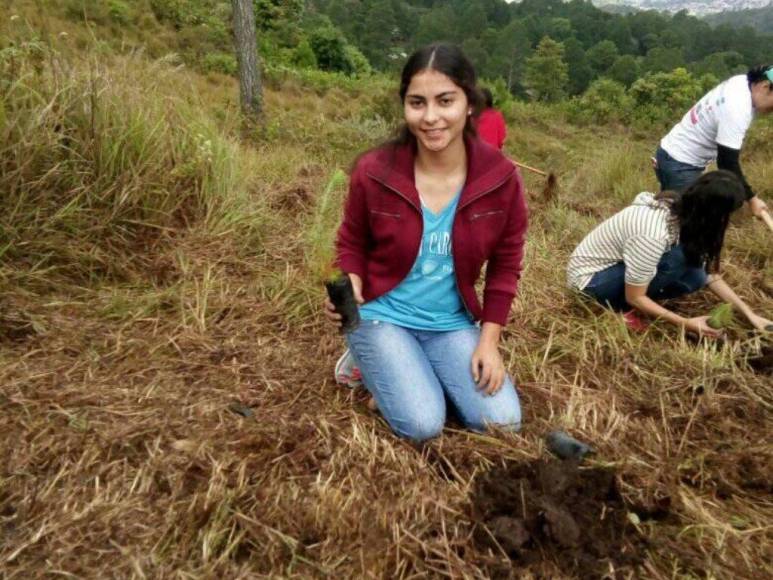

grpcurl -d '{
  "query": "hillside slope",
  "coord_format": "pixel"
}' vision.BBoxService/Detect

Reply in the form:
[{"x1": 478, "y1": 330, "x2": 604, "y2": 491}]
[{"x1": 1, "y1": 5, "x2": 772, "y2": 578}]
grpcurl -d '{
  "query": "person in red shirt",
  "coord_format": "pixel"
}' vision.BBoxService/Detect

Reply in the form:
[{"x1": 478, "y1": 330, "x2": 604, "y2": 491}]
[
  {"x1": 475, "y1": 88, "x2": 507, "y2": 150},
  {"x1": 324, "y1": 44, "x2": 528, "y2": 442}
]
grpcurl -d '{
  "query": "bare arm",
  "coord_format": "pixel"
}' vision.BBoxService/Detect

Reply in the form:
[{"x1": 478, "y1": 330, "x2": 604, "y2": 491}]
[
  {"x1": 705, "y1": 275, "x2": 772, "y2": 331},
  {"x1": 625, "y1": 283, "x2": 720, "y2": 338}
]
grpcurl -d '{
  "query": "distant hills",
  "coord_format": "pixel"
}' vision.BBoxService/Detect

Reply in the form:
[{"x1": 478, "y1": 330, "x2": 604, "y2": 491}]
[{"x1": 703, "y1": 3, "x2": 773, "y2": 34}]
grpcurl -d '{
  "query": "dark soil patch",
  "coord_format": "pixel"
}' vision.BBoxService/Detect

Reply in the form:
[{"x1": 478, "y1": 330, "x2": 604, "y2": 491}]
[
  {"x1": 747, "y1": 344, "x2": 773, "y2": 375},
  {"x1": 735, "y1": 454, "x2": 771, "y2": 494},
  {"x1": 471, "y1": 459, "x2": 645, "y2": 578},
  {"x1": 0, "y1": 309, "x2": 37, "y2": 342}
]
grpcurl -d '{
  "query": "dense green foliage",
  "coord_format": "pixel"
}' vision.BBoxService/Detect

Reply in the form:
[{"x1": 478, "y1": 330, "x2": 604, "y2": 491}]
[
  {"x1": 315, "y1": 0, "x2": 771, "y2": 90},
  {"x1": 13, "y1": 0, "x2": 771, "y2": 128}
]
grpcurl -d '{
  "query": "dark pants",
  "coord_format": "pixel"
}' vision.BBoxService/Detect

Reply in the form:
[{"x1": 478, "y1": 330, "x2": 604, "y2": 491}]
[
  {"x1": 654, "y1": 146, "x2": 704, "y2": 192},
  {"x1": 583, "y1": 245, "x2": 707, "y2": 312}
]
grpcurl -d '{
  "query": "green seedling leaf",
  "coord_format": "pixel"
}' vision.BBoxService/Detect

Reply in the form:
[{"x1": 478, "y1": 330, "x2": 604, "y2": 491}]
[{"x1": 707, "y1": 303, "x2": 733, "y2": 330}]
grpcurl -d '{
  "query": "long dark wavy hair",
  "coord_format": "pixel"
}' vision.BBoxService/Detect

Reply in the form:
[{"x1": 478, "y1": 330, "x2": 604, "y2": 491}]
[
  {"x1": 657, "y1": 170, "x2": 746, "y2": 273},
  {"x1": 389, "y1": 43, "x2": 483, "y2": 147}
]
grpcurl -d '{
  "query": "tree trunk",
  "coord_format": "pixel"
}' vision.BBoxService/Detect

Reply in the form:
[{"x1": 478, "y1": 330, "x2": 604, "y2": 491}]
[{"x1": 231, "y1": 0, "x2": 262, "y2": 120}]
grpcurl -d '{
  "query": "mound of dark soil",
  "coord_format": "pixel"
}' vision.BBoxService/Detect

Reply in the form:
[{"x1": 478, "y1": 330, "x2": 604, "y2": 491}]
[
  {"x1": 748, "y1": 344, "x2": 773, "y2": 375},
  {"x1": 471, "y1": 459, "x2": 644, "y2": 578}
]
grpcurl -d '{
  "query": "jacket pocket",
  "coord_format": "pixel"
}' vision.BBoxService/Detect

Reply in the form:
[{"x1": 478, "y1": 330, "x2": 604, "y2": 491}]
[
  {"x1": 467, "y1": 208, "x2": 506, "y2": 258},
  {"x1": 370, "y1": 209, "x2": 401, "y2": 219}
]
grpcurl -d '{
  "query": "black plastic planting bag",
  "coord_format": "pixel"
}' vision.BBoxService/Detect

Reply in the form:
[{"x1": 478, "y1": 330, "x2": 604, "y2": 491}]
[{"x1": 325, "y1": 275, "x2": 360, "y2": 333}]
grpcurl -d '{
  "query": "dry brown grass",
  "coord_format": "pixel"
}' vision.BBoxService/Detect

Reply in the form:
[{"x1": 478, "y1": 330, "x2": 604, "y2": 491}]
[{"x1": 2, "y1": 18, "x2": 772, "y2": 580}]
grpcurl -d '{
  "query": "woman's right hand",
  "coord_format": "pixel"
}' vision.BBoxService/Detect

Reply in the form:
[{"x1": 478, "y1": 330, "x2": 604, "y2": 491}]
[
  {"x1": 323, "y1": 273, "x2": 364, "y2": 327},
  {"x1": 684, "y1": 315, "x2": 722, "y2": 339}
]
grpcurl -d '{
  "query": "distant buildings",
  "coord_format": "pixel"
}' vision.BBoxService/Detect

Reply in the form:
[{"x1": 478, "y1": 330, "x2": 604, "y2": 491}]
[{"x1": 593, "y1": 1, "x2": 771, "y2": 16}]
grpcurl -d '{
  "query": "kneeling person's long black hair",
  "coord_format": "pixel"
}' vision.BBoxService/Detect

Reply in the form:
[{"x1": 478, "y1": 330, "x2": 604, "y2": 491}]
[{"x1": 658, "y1": 170, "x2": 746, "y2": 273}]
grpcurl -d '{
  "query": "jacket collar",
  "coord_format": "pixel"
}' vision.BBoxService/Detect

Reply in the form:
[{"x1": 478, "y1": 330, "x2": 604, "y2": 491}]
[{"x1": 367, "y1": 136, "x2": 515, "y2": 210}]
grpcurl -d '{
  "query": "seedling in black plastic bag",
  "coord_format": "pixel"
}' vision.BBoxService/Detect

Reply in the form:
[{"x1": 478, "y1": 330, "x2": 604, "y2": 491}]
[
  {"x1": 546, "y1": 430, "x2": 594, "y2": 461},
  {"x1": 325, "y1": 272, "x2": 360, "y2": 333},
  {"x1": 305, "y1": 169, "x2": 360, "y2": 332}
]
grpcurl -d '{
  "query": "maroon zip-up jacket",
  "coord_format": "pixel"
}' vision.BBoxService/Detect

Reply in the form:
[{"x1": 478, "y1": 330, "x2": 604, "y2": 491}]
[{"x1": 335, "y1": 136, "x2": 528, "y2": 326}]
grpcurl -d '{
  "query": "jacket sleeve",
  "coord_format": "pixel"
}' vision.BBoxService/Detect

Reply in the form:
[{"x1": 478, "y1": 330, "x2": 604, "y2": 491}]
[
  {"x1": 482, "y1": 171, "x2": 528, "y2": 325},
  {"x1": 335, "y1": 164, "x2": 369, "y2": 278},
  {"x1": 716, "y1": 144, "x2": 755, "y2": 201}
]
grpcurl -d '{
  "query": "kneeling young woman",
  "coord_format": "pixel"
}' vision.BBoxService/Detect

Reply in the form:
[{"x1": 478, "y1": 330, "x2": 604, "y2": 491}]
[
  {"x1": 567, "y1": 170, "x2": 771, "y2": 336},
  {"x1": 324, "y1": 44, "x2": 528, "y2": 442}
]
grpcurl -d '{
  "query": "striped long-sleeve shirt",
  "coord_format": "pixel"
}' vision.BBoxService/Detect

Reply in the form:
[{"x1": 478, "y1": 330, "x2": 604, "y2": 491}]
[{"x1": 567, "y1": 192, "x2": 679, "y2": 291}]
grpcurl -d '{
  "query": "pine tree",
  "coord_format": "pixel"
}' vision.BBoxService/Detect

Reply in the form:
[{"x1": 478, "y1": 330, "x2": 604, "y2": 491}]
[{"x1": 524, "y1": 36, "x2": 568, "y2": 102}]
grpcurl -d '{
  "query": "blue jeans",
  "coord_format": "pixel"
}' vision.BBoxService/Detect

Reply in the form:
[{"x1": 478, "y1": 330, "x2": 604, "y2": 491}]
[
  {"x1": 346, "y1": 321, "x2": 521, "y2": 442},
  {"x1": 654, "y1": 146, "x2": 704, "y2": 192},
  {"x1": 583, "y1": 245, "x2": 707, "y2": 312}
]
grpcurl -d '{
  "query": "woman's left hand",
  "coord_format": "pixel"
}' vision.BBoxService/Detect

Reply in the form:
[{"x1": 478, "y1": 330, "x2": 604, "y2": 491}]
[
  {"x1": 471, "y1": 341, "x2": 506, "y2": 396},
  {"x1": 747, "y1": 312, "x2": 773, "y2": 332}
]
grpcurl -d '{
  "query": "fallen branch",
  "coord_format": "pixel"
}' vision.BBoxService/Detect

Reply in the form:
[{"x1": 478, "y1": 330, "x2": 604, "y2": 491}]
[{"x1": 513, "y1": 160, "x2": 547, "y2": 177}]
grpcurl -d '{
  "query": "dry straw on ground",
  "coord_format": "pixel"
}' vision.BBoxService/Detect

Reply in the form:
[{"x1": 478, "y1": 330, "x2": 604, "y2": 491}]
[{"x1": 1, "y1": 23, "x2": 772, "y2": 580}]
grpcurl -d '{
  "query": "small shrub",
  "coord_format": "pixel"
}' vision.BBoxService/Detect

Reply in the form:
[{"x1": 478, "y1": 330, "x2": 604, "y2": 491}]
[
  {"x1": 202, "y1": 52, "x2": 237, "y2": 75},
  {"x1": 291, "y1": 38, "x2": 317, "y2": 69},
  {"x1": 344, "y1": 44, "x2": 371, "y2": 77},
  {"x1": 108, "y1": 0, "x2": 132, "y2": 25},
  {"x1": 570, "y1": 78, "x2": 632, "y2": 125},
  {"x1": 629, "y1": 68, "x2": 703, "y2": 127},
  {"x1": 309, "y1": 26, "x2": 371, "y2": 76}
]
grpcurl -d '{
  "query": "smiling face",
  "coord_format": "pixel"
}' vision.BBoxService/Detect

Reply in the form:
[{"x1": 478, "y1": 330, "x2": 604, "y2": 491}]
[{"x1": 403, "y1": 69, "x2": 470, "y2": 154}]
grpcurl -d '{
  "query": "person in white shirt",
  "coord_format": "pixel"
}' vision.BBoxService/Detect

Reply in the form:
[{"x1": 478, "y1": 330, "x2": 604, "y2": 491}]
[
  {"x1": 654, "y1": 65, "x2": 773, "y2": 219},
  {"x1": 567, "y1": 171, "x2": 772, "y2": 337}
]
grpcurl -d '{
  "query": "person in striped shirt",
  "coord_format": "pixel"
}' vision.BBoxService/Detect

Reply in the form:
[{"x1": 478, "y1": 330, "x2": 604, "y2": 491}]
[{"x1": 567, "y1": 170, "x2": 771, "y2": 337}]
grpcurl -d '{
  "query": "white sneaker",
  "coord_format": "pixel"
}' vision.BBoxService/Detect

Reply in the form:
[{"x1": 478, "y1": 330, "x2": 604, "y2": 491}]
[{"x1": 334, "y1": 349, "x2": 362, "y2": 388}]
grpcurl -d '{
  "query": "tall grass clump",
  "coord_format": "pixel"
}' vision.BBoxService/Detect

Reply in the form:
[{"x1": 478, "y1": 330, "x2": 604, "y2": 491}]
[
  {"x1": 0, "y1": 42, "x2": 263, "y2": 285},
  {"x1": 569, "y1": 141, "x2": 656, "y2": 211}
]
